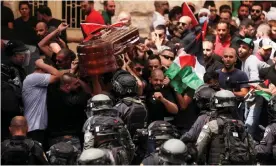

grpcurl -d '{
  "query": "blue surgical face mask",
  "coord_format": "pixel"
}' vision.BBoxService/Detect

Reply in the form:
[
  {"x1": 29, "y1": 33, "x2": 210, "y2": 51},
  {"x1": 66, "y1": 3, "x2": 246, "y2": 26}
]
[{"x1": 199, "y1": 16, "x2": 208, "y2": 24}]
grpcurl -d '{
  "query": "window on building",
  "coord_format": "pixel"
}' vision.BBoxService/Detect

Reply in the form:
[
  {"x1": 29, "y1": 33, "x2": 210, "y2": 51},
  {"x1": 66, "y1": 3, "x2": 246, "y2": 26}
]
[
  {"x1": 62, "y1": 0, "x2": 85, "y2": 29},
  {"x1": 28, "y1": 0, "x2": 48, "y2": 16}
]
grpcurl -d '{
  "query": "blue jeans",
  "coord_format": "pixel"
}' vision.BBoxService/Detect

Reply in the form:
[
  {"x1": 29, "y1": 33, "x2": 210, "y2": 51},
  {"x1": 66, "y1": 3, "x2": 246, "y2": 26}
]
[{"x1": 244, "y1": 96, "x2": 263, "y2": 140}]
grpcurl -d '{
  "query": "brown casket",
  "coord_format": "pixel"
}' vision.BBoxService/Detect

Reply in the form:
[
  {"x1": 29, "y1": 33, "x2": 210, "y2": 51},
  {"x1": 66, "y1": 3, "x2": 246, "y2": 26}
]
[{"x1": 77, "y1": 27, "x2": 139, "y2": 76}]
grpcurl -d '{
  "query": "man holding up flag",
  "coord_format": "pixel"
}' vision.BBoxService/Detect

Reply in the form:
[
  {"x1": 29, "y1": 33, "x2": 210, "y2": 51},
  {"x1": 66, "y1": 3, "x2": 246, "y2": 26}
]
[{"x1": 237, "y1": 38, "x2": 270, "y2": 140}]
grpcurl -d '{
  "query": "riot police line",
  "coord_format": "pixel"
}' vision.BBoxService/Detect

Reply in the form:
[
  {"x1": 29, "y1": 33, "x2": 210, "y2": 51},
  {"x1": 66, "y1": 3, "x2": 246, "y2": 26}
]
[{"x1": 1, "y1": 68, "x2": 276, "y2": 165}]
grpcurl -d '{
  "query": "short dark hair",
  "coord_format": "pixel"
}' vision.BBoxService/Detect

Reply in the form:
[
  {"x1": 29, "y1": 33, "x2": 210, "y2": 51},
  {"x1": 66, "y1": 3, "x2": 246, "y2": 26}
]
[
  {"x1": 168, "y1": 6, "x2": 182, "y2": 21},
  {"x1": 103, "y1": 0, "x2": 108, "y2": 6},
  {"x1": 238, "y1": 4, "x2": 249, "y2": 11},
  {"x1": 19, "y1": 1, "x2": 31, "y2": 10},
  {"x1": 251, "y1": 3, "x2": 263, "y2": 11},
  {"x1": 219, "y1": 4, "x2": 231, "y2": 13},
  {"x1": 203, "y1": 71, "x2": 219, "y2": 83},
  {"x1": 148, "y1": 54, "x2": 161, "y2": 63},
  {"x1": 217, "y1": 20, "x2": 231, "y2": 30},
  {"x1": 239, "y1": 18, "x2": 254, "y2": 29},
  {"x1": 58, "y1": 48, "x2": 76, "y2": 61},
  {"x1": 203, "y1": 0, "x2": 215, "y2": 8},
  {"x1": 155, "y1": 24, "x2": 166, "y2": 32},
  {"x1": 37, "y1": 6, "x2": 52, "y2": 16},
  {"x1": 220, "y1": 10, "x2": 232, "y2": 18}
]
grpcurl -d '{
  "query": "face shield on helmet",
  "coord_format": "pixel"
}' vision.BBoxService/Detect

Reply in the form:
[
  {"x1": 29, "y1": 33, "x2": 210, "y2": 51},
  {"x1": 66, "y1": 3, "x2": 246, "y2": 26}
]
[
  {"x1": 14, "y1": 50, "x2": 31, "y2": 67},
  {"x1": 194, "y1": 86, "x2": 215, "y2": 111},
  {"x1": 210, "y1": 90, "x2": 236, "y2": 110},
  {"x1": 85, "y1": 94, "x2": 113, "y2": 118},
  {"x1": 159, "y1": 139, "x2": 189, "y2": 165},
  {"x1": 148, "y1": 121, "x2": 180, "y2": 149}
]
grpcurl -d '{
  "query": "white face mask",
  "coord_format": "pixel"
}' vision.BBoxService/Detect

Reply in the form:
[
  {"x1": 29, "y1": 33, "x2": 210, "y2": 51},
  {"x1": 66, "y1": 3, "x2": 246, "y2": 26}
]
[{"x1": 199, "y1": 16, "x2": 208, "y2": 24}]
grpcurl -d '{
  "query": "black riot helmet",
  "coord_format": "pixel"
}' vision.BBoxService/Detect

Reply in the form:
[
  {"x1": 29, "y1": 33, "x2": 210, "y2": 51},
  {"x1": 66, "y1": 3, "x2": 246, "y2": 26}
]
[
  {"x1": 194, "y1": 86, "x2": 216, "y2": 111},
  {"x1": 111, "y1": 70, "x2": 138, "y2": 98},
  {"x1": 148, "y1": 121, "x2": 180, "y2": 149},
  {"x1": 5, "y1": 40, "x2": 28, "y2": 57},
  {"x1": 268, "y1": 95, "x2": 276, "y2": 123},
  {"x1": 47, "y1": 142, "x2": 78, "y2": 165},
  {"x1": 159, "y1": 139, "x2": 190, "y2": 165}
]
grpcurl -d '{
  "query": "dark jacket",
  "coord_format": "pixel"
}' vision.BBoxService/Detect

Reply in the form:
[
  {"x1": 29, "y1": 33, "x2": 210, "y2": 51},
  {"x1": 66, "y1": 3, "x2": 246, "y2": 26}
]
[
  {"x1": 1, "y1": 136, "x2": 49, "y2": 165},
  {"x1": 255, "y1": 123, "x2": 276, "y2": 164},
  {"x1": 205, "y1": 57, "x2": 223, "y2": 73}
]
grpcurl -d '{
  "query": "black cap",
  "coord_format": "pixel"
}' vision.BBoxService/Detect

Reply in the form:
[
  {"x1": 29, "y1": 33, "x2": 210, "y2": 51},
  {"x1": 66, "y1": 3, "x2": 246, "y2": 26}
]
[{"x1": 5, "y1": 40, "x2": 28, "y2": 56}]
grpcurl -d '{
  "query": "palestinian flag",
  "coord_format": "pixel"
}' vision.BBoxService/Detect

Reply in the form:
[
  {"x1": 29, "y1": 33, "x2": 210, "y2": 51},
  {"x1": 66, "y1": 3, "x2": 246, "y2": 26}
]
[
  {"x1": 165, "y1": 53, "x2": 204, "y2": 94},
  {"x1": 254, "y1": 90, "x2": 272, "y2": 101},
  {"x1": 253, "y1": 80, "x2": 272, "y2": 101},
  {"x1": 182, "y1": 2, "x2": 198, "y2": 28}
]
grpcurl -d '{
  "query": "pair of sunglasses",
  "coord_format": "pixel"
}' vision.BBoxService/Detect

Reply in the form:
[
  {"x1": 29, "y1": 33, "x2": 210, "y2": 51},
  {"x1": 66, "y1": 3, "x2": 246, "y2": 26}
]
[
  {"x1": 251, "y1": 9, "x2": 261, "y2": 14},
  {"x1": 162, "y1": 54, "x2": 174, "y2": 61}
]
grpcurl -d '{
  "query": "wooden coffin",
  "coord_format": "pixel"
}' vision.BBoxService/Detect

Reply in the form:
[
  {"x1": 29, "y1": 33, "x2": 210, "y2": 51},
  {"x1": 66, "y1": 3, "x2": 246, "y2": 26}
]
[{"x1": 77, "y1": 27, "x2": 139, "y2": 76}]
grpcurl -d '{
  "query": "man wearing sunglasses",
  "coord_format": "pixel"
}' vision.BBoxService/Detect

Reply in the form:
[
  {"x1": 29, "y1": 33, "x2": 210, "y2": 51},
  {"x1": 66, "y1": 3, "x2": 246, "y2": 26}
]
[
  {"x1": 250, "y1": 3, "x2": 264, "y2": 28},
  {"x1": 160, "y1": 49, "x2": 175, "y2": 69},
  {"x1": 177, "y1": 16, "x2": 196, "y2": 51}
]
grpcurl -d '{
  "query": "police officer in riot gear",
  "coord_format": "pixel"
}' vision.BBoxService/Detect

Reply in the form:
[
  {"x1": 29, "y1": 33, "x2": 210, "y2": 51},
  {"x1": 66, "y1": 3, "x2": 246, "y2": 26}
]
[
  {"x1": 255, "y1": 95, "x2": 276, "y2": 164},
  {"x1": 196, "y1": 90, "x2": 256, "y2": 165},
  {"x1": 1, "y1": 40, "x2": 30, "y2": 140},
  {"x1": 142, "y1": 139, "x2": 192, "y2": 165},
  {"x1": 147, "y1": 120, "x2": 180, "y2": 154},
  {"x1": 85, "y1": 94, "x2": 117, "y2": 118},
  {"x1": 181, "y1": 86, "x2": 216, "y2": 143},
  {"x1": 78, "y1": 148, "x2": 115, "y2": 165}
]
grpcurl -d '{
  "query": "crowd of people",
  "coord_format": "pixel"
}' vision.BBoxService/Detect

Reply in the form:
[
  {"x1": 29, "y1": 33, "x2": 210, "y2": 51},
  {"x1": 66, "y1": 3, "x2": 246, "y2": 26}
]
[{"x1": 1, "y1": 0, "x2": 276, "y2": 165}]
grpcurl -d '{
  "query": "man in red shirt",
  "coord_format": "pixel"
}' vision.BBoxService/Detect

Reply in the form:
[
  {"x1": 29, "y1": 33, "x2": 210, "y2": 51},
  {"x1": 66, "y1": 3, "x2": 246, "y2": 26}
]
[
  {"x1": 81, "y1": 0, "x2": 105, "y2": 24},
  {"x1": 214, "y1": 21, "x2": 232, "y2": 56}
]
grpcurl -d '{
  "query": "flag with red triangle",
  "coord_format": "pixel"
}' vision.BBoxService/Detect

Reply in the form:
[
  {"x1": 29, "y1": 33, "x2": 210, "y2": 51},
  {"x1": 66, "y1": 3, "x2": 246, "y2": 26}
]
[{"x1": 182, "y1": 2, "x2": 199, "y2": 28}]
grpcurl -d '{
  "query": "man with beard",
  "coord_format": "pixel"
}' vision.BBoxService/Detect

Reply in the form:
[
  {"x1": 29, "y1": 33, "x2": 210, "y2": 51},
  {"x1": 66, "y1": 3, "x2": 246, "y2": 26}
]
[
  {"x1": 152, "y1": 1, "x2": 169, "y2": 29},
  {"x1": 36, "y1": 6, "x2": 68, "y2": 44},
  {"x1": 216, "y1": 48, "x2": 249, "y2": 120},
  {"x1": 216, "y1": 48, "x2": 249, "y2": 97},
  {"x1": 102, "y1": 0, "x2": 115, "y2": 25},
  {"x1": 203, "y1": 1, "x2": 220, "y2": 28},
  {"x1": 214, "y1": 21, "x2": 233, "y2": 57},
  {"x1": 81, "y1": 0, "x2": 105, "y2": 24},
  {"x1": 233, "y1": 4, "x2": 249, "y2": 26},
  {"x1": 36, "y1": 22, "x2": 65, "y2": 56},
  {"x1": 202, "y1": 41, "x2": 223, "y2": 72},
  {"x1": 256, "y1": 38, "x2": 274, "y2": 65},
  {"x1": 145, "y1": 69, "x2": 178, "y2": 123},
  {"x1": 232, "y1": 19, "x2": 255, "y2": 55},
  {"x1": 47, "y1": 73, "x2": 92, "y2": 152},
  {"x1": 237, "y1": 38, "x2": 269, "y2": 140},
  {"x1": 38, "y1": 23, "x2": 75, "y2": 70},
  {"x1": 250, "y1": 3, "x2": 264, "y2": 28},
  {"x1": 177, "y1": 16, "x2": 196, "y2": 50}
]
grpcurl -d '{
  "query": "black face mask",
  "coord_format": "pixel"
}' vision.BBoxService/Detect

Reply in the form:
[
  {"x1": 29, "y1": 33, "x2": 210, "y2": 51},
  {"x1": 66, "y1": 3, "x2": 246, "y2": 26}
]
[{"x1": 164, "y1": 9, "x2": 169, "y2": 14}]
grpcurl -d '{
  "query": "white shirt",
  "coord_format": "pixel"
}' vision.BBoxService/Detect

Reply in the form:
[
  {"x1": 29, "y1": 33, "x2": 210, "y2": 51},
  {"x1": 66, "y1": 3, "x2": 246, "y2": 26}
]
[
  {"x1": 241, "y1": 55, "x2": 269, "y2": 82},
  {"x1": 152, "y1": 11, "x2": 166, "y2": 29},
  {"x1": 23, "y1": 73, "x2": 50, "y2": 132}
]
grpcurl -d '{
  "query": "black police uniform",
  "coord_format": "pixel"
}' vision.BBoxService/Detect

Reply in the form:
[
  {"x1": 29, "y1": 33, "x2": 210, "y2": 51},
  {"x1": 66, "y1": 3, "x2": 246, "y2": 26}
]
[
  {"x1": 255, "y1": 123, "x2": 276, "y2": 164},
  {"x1": 1, "y1": 136, "x2": 49, "y2": 165}
]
